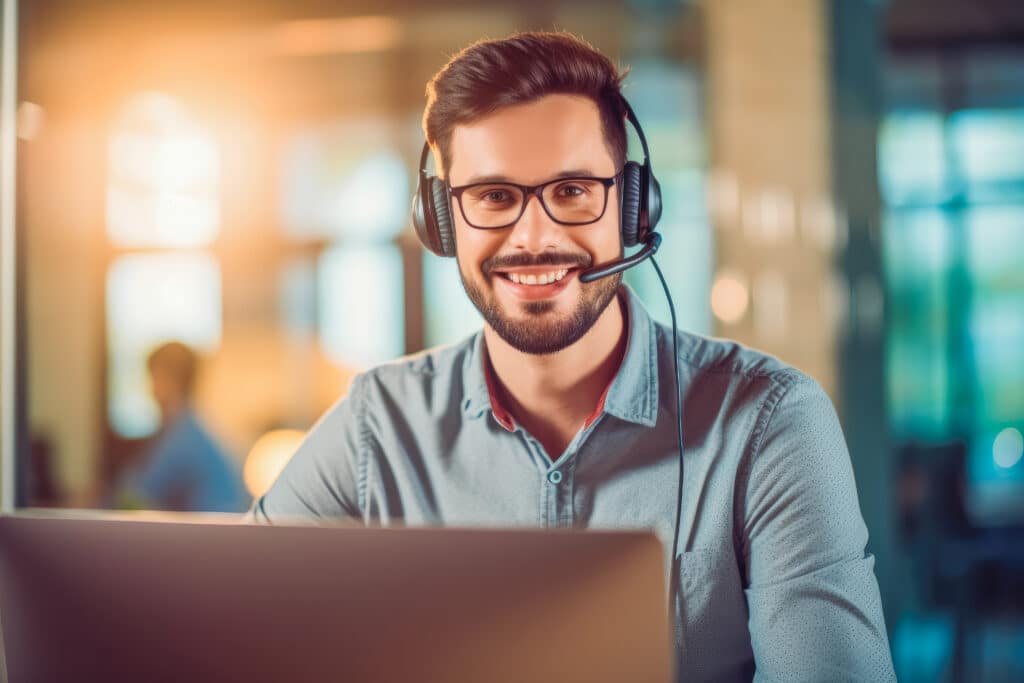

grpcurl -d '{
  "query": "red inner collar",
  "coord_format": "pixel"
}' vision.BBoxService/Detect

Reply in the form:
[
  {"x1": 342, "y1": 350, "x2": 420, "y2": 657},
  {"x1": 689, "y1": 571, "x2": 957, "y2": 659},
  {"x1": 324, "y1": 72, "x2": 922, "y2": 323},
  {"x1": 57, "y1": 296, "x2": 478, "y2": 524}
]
[
  {"x1": 483, "y1": 357, "x2": 614, "y2": 433},
  {"x1": 482, "y1": 295, "x2": 628, "y2": 433}
]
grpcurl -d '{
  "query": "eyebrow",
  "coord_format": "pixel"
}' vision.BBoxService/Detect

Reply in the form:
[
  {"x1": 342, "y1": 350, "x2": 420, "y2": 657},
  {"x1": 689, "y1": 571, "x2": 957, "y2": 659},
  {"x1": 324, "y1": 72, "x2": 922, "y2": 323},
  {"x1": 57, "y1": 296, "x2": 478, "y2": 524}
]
[{"x1": 460, "y1": 169, "x2": 600, "y2": 185}]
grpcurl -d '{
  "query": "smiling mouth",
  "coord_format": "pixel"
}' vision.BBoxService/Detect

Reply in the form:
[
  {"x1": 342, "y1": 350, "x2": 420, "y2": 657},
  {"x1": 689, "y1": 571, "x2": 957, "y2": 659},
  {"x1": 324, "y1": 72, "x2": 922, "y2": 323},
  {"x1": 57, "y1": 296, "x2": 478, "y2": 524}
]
[{"x1": 498, "y1": 269, "x2": 572, "y2": 286}]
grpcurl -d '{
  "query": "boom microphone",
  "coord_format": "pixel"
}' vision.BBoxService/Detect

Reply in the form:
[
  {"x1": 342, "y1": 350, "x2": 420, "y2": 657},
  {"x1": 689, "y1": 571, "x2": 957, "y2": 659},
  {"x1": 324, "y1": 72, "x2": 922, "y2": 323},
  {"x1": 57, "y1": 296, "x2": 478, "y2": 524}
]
[{"x1": 578, "y1": 232, "x2": 662, "y2": 283}]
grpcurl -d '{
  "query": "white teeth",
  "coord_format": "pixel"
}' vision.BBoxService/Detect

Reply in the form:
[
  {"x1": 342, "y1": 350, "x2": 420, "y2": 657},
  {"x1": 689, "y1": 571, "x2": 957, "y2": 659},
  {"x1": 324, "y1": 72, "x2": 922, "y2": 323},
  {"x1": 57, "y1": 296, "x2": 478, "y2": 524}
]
[{"x1": 506, "y1": 269, "x2": 569, "y2": 286}]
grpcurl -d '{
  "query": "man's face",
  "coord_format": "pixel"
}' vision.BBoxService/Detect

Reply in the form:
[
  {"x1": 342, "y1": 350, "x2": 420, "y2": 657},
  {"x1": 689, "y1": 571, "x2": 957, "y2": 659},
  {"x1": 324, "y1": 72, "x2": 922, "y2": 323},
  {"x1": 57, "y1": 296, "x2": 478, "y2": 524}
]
[{"x1": 446, "y1": 94, "x2": 623, "y2": 355}]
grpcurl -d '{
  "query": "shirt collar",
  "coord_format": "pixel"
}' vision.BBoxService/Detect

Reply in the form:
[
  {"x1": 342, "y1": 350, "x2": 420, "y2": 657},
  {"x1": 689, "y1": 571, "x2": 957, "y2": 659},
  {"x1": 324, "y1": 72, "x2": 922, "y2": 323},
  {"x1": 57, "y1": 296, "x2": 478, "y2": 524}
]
[
  {"x1": 461, "y1": 332, "x2": 493, "y2": 422},
  {"x1": 461, "y1": 284, "x2": 659, "y2": 430},
  {"x1": 601, "y1": 285, "x2": 659, "y2": 428},
  {"x1": 481, "y1": 352, "x2": 516, "y2": 431}
]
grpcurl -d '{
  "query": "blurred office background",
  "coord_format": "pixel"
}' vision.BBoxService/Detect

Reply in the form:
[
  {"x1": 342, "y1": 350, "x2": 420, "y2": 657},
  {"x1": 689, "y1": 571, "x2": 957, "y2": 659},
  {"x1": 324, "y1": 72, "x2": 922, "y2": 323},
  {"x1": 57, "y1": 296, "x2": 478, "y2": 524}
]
[{"x1": 2, "y1": 0, "x2": 1023, "y2": 680}]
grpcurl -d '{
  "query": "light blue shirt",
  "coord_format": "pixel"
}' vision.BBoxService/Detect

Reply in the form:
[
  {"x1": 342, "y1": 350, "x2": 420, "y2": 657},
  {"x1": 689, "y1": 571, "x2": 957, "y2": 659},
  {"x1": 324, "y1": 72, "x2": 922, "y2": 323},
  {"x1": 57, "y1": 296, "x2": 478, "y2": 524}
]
[
  {"x1": 252, "y1": 286, "x2": 895, "y2": 681},
  {"x1": 130, "y1": 409, "x2": 248, "y2": 513}
]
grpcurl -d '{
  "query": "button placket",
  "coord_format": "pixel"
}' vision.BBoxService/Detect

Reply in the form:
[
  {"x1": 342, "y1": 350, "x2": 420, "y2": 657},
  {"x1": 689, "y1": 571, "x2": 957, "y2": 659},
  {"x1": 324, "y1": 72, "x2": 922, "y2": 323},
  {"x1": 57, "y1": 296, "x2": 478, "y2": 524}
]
[
  {"x1": 521, "y1": 435, "x2": 555, "y2": 527},
  {"x1": 547, "y1": 447, "x2": 577, "y2": 526},
  {"x1": 558, "y1": 464, "x2": 576, "y2": 527}
]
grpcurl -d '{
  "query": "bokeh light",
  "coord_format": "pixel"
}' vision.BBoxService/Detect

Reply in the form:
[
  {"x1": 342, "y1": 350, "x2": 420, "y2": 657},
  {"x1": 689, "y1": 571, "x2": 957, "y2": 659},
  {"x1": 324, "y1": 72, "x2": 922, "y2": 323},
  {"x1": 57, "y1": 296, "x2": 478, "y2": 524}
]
[
  {"x1": 107, "y1": 91, "x2": 220, "y2": 248},
  {"x1": 993, "y1": 427, "x2": 1024, "y2": 469},
  {"x1": 244, "y1": 429, "x2": 306, "y2": 499},
  {"x1": 710, "y1": 270, "x2": 750, "y2": 324}
]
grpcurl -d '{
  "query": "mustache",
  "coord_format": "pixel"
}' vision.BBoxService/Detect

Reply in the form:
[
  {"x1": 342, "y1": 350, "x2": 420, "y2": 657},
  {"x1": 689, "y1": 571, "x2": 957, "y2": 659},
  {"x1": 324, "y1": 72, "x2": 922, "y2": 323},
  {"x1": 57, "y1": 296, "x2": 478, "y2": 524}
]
[{"x1": 482, "y1": 251, "x2": 592, "y2": 275}]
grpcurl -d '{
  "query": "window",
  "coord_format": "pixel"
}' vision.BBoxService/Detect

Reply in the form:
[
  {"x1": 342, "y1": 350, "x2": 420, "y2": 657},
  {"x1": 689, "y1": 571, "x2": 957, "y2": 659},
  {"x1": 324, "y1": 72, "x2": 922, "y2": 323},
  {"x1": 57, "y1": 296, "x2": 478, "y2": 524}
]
[
  {"x1": 105, "y1": 93, "x2": 222, "y2": 437},
  {"x1": 880, "y1": 53, "x2": 1024, "y2": 523},
  {"x1": 622, "y1": 60, "x2": 712, "y2": 335},
  {"x1": 279, "y1": 119, "x2": 410, "y2": 367}
]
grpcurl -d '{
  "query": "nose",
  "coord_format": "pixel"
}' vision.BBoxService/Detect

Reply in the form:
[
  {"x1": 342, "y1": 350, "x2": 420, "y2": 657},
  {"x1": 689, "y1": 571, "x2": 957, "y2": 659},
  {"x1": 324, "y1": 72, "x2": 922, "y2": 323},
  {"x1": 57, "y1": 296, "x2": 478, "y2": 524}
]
[{"x1": 506, "y1": 193, "x2": 563, "y2": 253}]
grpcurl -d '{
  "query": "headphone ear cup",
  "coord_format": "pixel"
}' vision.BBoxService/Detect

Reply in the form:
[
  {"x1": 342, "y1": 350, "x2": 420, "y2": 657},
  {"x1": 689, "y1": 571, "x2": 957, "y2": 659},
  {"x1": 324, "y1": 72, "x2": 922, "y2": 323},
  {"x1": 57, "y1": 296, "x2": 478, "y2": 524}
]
[
  {"x1": 430, "y1": 178, "x2": 456, "y2": 257},
  {"x1": 619, "y1": 161, "x2": 644, "y2": 248},
  {"x1": 412, "y1": 174, "x2": 455, "y2": 257},
  {"x1": 646, "y1": 170, "x2": 662, "y2": 232},
  {"x1": 412, "y1": 177, "x2": 436, "y2": 255}
]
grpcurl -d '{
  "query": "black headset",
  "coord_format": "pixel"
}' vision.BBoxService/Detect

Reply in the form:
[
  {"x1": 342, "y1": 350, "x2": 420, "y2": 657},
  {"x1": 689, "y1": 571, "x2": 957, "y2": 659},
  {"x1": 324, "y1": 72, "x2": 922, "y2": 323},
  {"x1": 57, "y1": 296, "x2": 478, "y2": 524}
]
[{"x1": 411, "y1": 97, "x2": 663, "y2": 278}]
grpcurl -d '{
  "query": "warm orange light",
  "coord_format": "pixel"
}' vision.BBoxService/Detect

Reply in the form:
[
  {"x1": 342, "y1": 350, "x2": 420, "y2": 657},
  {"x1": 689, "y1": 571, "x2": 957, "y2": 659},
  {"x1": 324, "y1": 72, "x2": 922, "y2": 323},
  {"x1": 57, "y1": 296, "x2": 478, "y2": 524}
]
[
  {"x1": 271, "y1": 16, "x2": 401, "y2": 57},
  {"x1": 711, "y1": 270, "x2": 750, "y2": 324},
  {"x1": 107, "y1": 92, "x2": 220, "y2": 248},
  {"x1": 244, "y1": 429, "x2": 306, "y2": 499},
  {"x1": 16, "y1": 101, "x2": 44, "y2": 141}
]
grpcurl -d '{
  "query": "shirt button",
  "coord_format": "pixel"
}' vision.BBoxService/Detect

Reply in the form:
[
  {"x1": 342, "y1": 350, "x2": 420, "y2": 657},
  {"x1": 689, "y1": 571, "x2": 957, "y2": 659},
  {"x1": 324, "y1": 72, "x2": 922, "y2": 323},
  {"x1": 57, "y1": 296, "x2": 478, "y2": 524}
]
[{"x1": 547, "y1": 470, "x2": 563, "y2": 485}]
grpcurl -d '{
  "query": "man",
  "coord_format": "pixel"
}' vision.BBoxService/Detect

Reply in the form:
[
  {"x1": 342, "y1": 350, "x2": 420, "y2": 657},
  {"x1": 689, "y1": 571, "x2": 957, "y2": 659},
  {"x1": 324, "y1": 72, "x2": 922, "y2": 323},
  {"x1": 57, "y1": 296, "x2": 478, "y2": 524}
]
[
  {"x1": 251, "y1": 32, "x2": 895, "y2": 681},
  {"x1": 119, "y1": 341, "x2": 248, "y2": 512}
]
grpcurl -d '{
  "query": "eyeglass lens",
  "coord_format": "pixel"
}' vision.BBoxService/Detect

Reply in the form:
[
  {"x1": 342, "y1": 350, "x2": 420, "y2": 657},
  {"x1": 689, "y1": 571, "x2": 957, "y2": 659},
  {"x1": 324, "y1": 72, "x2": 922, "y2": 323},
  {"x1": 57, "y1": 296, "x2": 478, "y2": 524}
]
[{"x1": 459, "y1": 179, "x2": 608, "y2": 228}]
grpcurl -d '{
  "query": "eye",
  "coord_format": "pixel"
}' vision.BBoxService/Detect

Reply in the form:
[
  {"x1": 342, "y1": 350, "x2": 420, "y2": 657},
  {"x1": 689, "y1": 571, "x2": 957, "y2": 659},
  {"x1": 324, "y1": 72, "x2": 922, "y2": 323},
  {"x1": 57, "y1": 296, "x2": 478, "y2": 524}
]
[
  {"x1": 468, "y1": 185, "x2": 517, "y2": 205},
  {"x1": 483, "y1": 189, "x2": 513, "y2": 202},
  {"x1": 552, "y1": 180, "x2": 599, "y2": 201}
]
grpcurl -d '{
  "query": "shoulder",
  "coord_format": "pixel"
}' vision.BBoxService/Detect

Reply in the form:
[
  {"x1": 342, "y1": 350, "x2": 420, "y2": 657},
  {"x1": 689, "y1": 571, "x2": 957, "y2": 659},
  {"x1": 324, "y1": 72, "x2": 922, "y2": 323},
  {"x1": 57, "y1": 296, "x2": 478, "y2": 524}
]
[
  {"x1": 653, "y1": 324, "x2": 838, "y2": 448},
  {"x1": 357, "y1": 332, "x2": 477, "y2": 385},
  {"x1": 662, "y1": 324, "x2": 813, "y2": 396},
  {"x1": 346, "y1": 332, "x2": 481, "y2": 412}
]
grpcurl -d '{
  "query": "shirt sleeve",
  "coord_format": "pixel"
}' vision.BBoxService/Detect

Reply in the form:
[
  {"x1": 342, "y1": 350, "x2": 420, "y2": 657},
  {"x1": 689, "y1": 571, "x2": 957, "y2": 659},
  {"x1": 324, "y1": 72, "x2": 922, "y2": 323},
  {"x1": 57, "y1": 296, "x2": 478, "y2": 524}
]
[
  {"x1": 741, "y1": 373, "x2": 896, "y2": 682},
  {"x1": 246, "y1": 374, "x2": 368, "y2": 524}
]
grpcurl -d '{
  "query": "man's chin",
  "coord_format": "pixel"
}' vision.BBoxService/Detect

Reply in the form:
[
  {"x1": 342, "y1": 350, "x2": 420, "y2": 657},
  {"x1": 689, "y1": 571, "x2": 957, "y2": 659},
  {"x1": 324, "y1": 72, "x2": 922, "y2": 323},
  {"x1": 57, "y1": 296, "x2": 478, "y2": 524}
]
[
  {"x1": 501, "y1": 295, "x2": 563, "y2": 317},
  {"x1": 487, "y1": 320, "x2": 585, "y2": 356},
  {"x1": 494, "y1": 296, "x2": 576, "y2": 327},
  {"x1": 521, "y1": 300, "x2": 556, "y2": 316},
  {"x1": 484, "y1": 298, "x2": 599, "y2": 355},
  {"x1": 461, "y1": 270, "x2": 622, "y2": 355}
]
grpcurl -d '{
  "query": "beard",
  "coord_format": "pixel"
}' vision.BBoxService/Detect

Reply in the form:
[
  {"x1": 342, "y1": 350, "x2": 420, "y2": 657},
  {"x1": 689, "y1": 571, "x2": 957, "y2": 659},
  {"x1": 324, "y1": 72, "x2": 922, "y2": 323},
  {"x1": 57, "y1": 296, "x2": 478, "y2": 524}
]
[{"x1": 459, "y1": 251, "x2": 622, "y2": 356}]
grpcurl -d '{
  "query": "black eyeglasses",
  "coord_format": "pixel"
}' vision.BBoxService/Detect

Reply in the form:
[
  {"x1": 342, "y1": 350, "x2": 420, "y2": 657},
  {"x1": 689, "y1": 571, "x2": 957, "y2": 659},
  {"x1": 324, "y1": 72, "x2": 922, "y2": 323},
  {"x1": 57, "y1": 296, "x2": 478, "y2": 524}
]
[{"x1": 448, "y1": 174, "x2": 620, "y2": 230}]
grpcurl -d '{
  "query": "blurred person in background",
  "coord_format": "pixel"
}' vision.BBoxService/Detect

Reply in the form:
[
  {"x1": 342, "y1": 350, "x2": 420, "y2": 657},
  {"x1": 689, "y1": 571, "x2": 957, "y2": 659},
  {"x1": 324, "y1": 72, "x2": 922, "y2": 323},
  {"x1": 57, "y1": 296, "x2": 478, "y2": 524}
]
[
  {"x1": 116, "y1": 341, "x2": 247, "y2": 512},
  {"x1": 250, "y1": 32, "x2": 895, "y2": 680}
]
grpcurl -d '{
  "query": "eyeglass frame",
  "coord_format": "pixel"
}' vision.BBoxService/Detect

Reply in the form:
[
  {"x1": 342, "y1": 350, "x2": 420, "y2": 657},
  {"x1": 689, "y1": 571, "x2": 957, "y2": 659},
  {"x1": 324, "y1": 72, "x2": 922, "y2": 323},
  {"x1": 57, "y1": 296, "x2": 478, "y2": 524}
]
[{"x1": 447, "y1": 172, "x2": 622, "y2": 230}]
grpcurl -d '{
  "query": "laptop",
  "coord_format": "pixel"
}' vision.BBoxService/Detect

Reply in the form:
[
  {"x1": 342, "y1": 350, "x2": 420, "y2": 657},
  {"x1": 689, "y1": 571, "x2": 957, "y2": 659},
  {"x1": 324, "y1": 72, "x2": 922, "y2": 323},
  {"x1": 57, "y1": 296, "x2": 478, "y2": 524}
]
[{"x1": 0, "y1": 513, "x2": 672, "y2": 682}]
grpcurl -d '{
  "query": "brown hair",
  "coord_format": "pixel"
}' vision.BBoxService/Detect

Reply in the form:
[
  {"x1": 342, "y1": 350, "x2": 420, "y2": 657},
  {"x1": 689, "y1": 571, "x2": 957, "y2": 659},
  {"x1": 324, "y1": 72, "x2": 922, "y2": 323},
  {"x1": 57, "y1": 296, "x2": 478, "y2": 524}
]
[{"x1": 423, "y1": 32, "x2": 628, "y2": 178}]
